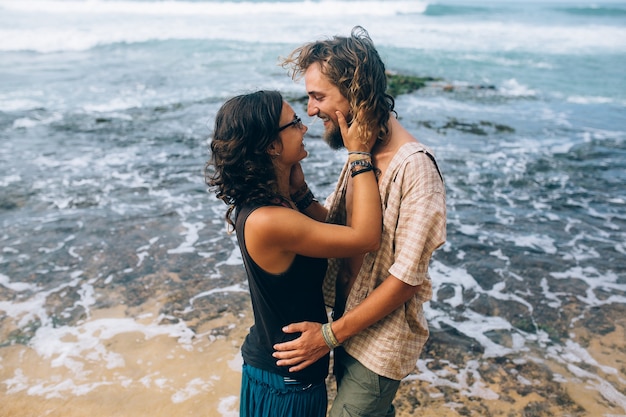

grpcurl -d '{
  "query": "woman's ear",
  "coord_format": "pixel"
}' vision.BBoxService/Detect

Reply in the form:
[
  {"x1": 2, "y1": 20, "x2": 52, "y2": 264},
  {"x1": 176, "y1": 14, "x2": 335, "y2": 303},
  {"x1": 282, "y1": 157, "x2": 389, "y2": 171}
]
[{"x1": 267, "y1": 140, "x2": 283, "y2": 157}]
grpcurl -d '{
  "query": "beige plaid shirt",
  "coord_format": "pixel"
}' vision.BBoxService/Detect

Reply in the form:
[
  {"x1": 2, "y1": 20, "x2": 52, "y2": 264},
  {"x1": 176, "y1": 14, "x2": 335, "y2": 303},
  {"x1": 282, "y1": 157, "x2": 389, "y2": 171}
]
[{"x1": 323, "y1": 141, "x2": 446, "y2": 380}]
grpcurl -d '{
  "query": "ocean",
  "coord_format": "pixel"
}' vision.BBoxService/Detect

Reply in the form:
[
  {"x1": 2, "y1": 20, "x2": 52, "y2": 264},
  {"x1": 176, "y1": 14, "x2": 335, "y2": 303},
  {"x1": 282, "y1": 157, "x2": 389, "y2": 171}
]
[{"x1": 1, "y1": 0, "x2": 625, "y2": 416}]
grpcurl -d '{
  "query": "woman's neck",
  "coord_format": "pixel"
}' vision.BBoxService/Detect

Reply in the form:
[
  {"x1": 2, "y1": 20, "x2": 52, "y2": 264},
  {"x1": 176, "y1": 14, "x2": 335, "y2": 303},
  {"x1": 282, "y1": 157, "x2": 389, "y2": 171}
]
[{"x1": 274, "y1": 169, "x2": 295, "y2": 208}]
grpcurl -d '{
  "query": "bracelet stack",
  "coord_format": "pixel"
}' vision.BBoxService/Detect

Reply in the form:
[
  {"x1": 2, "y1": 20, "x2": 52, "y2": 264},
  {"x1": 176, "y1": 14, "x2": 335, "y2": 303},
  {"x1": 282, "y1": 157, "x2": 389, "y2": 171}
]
[
  {"x1": 348, "y1": 151, "x2": 375, "y2": 178},
  {"x1": 321, "y1": 322, "x2": 341, "y2": 350},
  {"x1": 290, "y1": 183, "x2": 317, "y2": 211}
]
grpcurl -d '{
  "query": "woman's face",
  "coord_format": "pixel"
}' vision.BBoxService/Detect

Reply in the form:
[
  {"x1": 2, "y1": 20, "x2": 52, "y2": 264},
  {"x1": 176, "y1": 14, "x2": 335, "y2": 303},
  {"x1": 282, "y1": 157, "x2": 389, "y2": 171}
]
[{"x1": 273, "y1": 101, "x2": 309, "y2": 165}]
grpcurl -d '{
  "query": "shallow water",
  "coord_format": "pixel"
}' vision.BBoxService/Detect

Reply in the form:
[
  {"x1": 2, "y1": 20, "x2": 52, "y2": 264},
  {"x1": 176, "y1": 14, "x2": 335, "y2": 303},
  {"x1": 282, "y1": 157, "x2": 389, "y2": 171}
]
[{"x1": 1, "y1": 0, "x2": 626, "y2": 415}]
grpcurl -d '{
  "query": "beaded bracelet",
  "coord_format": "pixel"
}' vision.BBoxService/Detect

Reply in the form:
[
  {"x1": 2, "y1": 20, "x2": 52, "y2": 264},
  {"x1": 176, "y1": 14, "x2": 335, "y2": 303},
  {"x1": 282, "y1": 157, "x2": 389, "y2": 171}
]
[
  {"x1": 349, "y1": 158, "x2": 375, "y2": 177},
  {"x1": 349, "y1": 159, "x2": 373, "y2": 169},
  {"x1": 321, "y1": 322, "x2": 341, "y2": 349}
]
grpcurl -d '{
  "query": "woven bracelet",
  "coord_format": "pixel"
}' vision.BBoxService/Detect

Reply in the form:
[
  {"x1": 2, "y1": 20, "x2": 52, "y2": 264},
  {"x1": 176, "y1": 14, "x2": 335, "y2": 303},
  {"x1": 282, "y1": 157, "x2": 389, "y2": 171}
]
[
  {"x1": 321, "y1": 322, "x2": 341, "y2": 349},
  {"x1": 348, "y1": 154, "x2": 372, "y2": 163},
  {"x1": 294, "y1": 189, "x2": 316, "y2": 211}
]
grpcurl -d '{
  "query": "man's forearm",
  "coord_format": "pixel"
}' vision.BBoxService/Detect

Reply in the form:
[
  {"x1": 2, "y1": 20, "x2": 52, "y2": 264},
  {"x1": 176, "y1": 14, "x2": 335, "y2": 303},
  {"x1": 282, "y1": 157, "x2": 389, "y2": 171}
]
[
  {"x1": 332, "y1": 274, "x2": 417, "y2": 343},
  {"x1": 271, "y1": 275, "x2": 416, "y2": 371}
]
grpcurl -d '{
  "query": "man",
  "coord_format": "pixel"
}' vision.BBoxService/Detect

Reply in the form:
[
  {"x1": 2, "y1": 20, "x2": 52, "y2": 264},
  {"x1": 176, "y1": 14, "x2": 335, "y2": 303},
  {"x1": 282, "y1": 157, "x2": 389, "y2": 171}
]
[{"x1": 274, "y1": 26, "x2": 447, "y2": 416}]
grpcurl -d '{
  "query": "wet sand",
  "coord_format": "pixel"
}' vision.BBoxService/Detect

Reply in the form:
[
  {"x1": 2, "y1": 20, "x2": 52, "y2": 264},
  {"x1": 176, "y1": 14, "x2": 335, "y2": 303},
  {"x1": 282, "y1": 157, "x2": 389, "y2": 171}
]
[
  {"x1": 391, "y1": 303, "x2": 626, "y2": 417},
  {"x1": 392, "y1": 323, "x2": 626, "y2": 416},
  {"x1": 1, "y1": 300, "x2": 625, "y2": 417},
  {"x1": 0, "y1": 303, "x2": 249, "y2": 417}
]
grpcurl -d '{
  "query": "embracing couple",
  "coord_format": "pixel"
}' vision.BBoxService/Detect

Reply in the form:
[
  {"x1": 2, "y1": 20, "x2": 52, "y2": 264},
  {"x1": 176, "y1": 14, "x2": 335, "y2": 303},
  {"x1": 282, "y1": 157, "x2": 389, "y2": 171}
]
[{"x1": 206, "y1": 26, "x2": 447, "y2": 417}]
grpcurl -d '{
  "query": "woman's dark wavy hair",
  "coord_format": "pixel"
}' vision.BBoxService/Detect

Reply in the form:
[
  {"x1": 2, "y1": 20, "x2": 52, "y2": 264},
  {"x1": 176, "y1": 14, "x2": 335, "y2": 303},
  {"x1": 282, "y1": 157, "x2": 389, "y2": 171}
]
[
  {"x1": 205, "y1": 90, "x2": 284, "y2": 229},
  {"x1": 282, "y1": 26, "x2": 395, "y2": 144}
]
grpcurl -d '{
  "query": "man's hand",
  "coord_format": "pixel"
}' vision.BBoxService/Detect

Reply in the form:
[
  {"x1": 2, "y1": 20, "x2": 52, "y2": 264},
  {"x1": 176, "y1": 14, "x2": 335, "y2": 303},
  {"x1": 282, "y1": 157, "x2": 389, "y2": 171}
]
[{"x1": 272, "y1": 321, "x2": 330, "y2": 373}]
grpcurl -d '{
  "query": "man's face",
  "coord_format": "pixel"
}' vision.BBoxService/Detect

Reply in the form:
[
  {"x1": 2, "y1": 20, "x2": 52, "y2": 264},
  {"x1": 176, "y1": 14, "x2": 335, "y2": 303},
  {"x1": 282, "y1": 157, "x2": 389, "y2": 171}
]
[{"x1": 304, "y1": 62, "x2": 351, "y2": 150}]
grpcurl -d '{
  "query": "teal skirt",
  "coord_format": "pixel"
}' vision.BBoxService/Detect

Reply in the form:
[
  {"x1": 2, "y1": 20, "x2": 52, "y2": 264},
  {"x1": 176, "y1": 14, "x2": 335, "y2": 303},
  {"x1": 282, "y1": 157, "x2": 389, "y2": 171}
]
[{"x1": 240, "y1": 363, "x2": 327, "y2": 417}]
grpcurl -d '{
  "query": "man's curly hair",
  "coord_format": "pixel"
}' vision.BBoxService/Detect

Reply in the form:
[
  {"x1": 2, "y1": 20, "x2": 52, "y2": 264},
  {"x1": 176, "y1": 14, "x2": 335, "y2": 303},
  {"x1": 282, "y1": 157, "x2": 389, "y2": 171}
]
[
  {"x1": 281, "y1": 26, "x2": 395, "y2": 144},
  {"x1": 205, "y1": 90, "x2": 284, "y2": 229}
]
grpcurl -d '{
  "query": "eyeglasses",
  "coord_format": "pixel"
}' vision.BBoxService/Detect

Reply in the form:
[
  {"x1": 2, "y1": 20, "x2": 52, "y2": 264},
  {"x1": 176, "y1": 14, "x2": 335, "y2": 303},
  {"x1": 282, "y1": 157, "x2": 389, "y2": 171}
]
[{"x1": 278, "y1": 116, "x2": 303, "y2": 132}]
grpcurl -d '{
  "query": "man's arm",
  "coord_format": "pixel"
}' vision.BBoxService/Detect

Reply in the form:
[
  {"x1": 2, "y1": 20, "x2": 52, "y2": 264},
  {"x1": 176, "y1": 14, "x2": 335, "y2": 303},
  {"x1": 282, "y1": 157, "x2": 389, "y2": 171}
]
[{"x1": 273, "y1": 273, "x2": 417, "y2": 372}]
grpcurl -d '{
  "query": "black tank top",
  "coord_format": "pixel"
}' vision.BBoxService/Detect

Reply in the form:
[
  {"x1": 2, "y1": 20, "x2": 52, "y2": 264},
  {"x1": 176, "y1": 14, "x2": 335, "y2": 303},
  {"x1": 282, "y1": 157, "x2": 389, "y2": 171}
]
[{"x1": 236, "y1": 204, "x2": 330, "y2": 384}]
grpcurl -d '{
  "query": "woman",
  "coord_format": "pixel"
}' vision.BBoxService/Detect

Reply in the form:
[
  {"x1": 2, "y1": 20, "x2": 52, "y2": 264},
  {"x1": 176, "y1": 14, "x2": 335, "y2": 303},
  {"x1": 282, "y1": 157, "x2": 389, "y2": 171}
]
[{"x1": 205, "y1": 90, "x2": 380, "y2": 417}]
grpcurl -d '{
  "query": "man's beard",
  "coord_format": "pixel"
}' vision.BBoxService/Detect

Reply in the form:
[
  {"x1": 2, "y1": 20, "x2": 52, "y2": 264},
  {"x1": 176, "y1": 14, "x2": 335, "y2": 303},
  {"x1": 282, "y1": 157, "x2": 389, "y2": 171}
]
[{"x1": 324, "y1": 120, "x2": 345, "y2": 150}]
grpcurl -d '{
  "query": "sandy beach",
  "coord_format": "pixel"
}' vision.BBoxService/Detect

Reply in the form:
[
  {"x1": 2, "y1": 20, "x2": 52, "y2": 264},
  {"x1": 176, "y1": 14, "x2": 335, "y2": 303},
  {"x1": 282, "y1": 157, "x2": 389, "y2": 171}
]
[{"x1": 2, "y1": 299, "x2": 624, "y2": 417}]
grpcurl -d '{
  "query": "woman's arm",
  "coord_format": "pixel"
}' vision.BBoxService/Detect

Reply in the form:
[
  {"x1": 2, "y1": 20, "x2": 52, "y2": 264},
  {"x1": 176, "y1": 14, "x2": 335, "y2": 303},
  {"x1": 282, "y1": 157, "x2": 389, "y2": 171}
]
[
  {"x1": 245, "y1": 110, "x2": 381, "y2": 262},
  {"x1": 288, "y1": 163, "x2": 328, "y2": 222}
]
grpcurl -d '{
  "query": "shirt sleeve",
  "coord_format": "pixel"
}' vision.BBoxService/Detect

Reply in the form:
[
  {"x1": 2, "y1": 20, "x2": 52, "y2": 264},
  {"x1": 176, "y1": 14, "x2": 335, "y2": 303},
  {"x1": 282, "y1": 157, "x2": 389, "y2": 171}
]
[{"x1": 388, "y1": 151, "x2": 446, "y2": 287}]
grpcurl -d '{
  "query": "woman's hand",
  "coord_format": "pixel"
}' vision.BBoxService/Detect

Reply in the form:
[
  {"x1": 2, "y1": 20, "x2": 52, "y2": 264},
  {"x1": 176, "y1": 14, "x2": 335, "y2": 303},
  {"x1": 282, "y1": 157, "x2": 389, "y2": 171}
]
[{"x1": 336, "y1": 110, "x2": 375, "y2": 154}]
